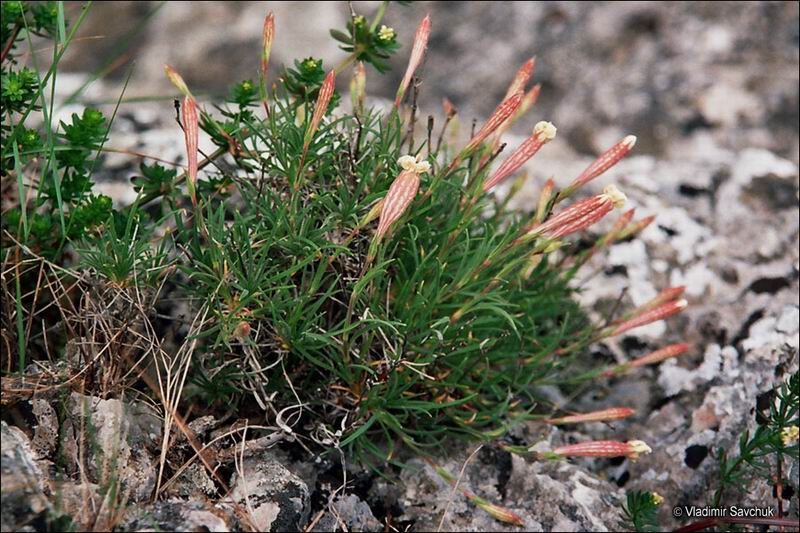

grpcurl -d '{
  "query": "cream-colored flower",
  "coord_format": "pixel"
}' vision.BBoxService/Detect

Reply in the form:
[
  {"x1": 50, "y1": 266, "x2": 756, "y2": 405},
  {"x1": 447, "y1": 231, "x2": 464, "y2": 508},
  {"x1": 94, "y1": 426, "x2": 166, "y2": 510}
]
[
  {"x1": 622, "y1": 134, "x2": 637, "y2": 148},
  {"x1": 397, "y1": 155, "x2": 417, "y2": 171},
  {"x1": 415, "y1": 160, "x2": 431, "y2": 174},
  {"x1": 397, "y1": 154, "x2": 431, "y2": 174},
  {"x1": 626, "y1": 440, "x2": 652, "y2": 459},
  {"x1": 602, "y1": 184, "x2": 627, "y2": 208},
  {"x1": 533, "y1": 121, "x2": 557, "y2": 141}
]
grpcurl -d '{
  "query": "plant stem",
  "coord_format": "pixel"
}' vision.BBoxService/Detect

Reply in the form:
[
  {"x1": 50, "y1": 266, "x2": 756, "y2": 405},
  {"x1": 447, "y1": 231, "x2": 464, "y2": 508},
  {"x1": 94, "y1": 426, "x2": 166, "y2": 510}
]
[
  {"x1": 368, "y1": 1, "x2": 389, "y2": 32},
  {"x1": 1, "y1": 22, "x2": 21, "y2": 63},
  {"x1": 334, "y1": 52, "x2": 357, "y2": 74},
  {"x1": 675, "y1": 517, "x2": 797, "y2": 532},
  {"x1": 140, "y1": 145, "x2": 227, "y2": 205}
]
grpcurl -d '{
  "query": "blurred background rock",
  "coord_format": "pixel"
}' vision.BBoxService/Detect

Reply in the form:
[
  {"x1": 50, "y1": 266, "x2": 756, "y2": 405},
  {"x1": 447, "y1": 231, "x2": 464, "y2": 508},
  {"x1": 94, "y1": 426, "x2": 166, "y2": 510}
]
[{"x1": 57, "y1": 1, "x2": 799, "y2": 163}]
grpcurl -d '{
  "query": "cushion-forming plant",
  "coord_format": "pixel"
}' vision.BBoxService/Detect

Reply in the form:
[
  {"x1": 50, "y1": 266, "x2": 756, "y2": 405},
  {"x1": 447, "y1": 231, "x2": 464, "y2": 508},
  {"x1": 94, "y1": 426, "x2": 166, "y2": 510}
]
[
  {"x1": 151, "y1": 8, "x2": 690, "y2": 465},
  {"x1": 1, "y1": 0, "x2": 691, "y2": 476}
]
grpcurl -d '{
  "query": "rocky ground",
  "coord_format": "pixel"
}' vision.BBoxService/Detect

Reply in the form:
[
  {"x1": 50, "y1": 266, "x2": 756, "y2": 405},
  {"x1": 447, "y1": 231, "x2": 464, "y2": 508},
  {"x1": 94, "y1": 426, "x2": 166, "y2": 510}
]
[{"x1": 3, "y1": 1, "x2": 799, "y2": 531}]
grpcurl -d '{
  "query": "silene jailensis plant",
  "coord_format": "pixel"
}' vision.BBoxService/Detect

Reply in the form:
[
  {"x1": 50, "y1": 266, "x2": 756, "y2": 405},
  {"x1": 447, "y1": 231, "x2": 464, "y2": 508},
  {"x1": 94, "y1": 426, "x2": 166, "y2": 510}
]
[
  {"x1": 1, "y1": 1, "x2": 745, "y2": 527},
  {"x1": 164, "y1": 5, "x2": 688, "y2": 467}
]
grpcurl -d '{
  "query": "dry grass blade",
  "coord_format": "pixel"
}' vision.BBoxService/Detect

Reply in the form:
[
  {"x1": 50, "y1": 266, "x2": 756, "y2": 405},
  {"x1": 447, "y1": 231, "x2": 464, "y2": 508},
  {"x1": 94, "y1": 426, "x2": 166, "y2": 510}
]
[
  {"x1": 152, "y1": 300, "x2": 213, "y2": 496},
  {"x1": 436, "y1": 444, "x2": 483, "y2": 532}
]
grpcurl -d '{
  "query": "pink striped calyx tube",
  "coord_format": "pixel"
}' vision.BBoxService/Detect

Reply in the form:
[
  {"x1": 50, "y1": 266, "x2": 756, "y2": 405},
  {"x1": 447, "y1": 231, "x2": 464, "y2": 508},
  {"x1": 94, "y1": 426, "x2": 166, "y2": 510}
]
[
  {"x1": 395, "y1": 15, "x2": 431, "y2": 108},
  {"x1": 483, "y1": 121, "x2": 556, "y2": 192},
  {"x1": 529, "y1": 184, "x2": 627, "y2": 240},
  {"x1": 544, "y1": 407, "x2": 635, "y2": 425},
  {"x1": 182, "y1": 95, "x2": 199, "y2": 207},
  {"x1": 609, "y1": 299, "x2": 688, "y2": 337},
  {"x1": 550, "y1": 440, "x2": 652, "y2": 460},
  {"x1": 603, "y1": 343, "x2": 690, "y2": 377},
  {"x1": 462, "y1": 91, "x2": 523, "y2": 155},
  {"x1": 374, "y1": 155, "x2": 431, "y2": 243},
  {"x1": 564, "y1": 134, "x2": 637, "y2": 196},
  {"x1": 260, "y1": 11, "x2": 275, "y2": 108},
  {"x1": 304, "y1": 69, "x2": 336, "y2": 150}
]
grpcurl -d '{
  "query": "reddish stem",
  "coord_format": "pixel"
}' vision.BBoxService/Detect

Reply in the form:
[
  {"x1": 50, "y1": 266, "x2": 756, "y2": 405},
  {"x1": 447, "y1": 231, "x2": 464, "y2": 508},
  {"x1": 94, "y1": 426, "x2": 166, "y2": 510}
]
[
  {"x1": 674, "y1": 516, "x2": 795, "y2": 532},
  {"x1": 1, "y1": 23, "x2": 21, "y2": 64}
]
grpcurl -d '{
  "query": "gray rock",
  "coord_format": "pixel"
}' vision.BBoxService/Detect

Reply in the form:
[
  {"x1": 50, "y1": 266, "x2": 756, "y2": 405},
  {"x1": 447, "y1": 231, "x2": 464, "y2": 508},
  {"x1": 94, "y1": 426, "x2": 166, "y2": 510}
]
[
  {"x1": 31, "y1": 398, "x2": 59, "y2": 460},
  {"x1": 54, "y1": 482, "x2": 114, "y2": 532},
  {"x1": 505, "y1": 458, "x2": 626, "y2": 532},
  {"x1": 309, "y1": 494, "x2": 382, "y2": 532},
  {"x1": 624, "y1": 309, "x2": 799, "y2": 527},
  {"x1": 332, "y1": 494, "x2": 382, "y2": 532},
  {"x1": 115, "y1": 500, "x2": 234, "y2": 532},
  {"x1": 399, "y1": 452, "x2": 624, "y2": 532},
  {"x1": 1, "y1": 422, "x2": 50, "y2": 532},
  {"x1": 66, "y1": 393, "x2": 162, "y2": 503},
  {"x1": 164, "y1": 462, "x2": 218, "y2": 500},
  {"x1": 227, "y1": 451, "x2": 311, "y2": 531}
]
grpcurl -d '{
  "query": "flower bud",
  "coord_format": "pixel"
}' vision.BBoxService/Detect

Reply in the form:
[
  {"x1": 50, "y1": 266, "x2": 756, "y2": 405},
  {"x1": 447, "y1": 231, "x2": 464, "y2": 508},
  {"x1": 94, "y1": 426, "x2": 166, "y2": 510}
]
[
  {"x1": 545, "y1": 407, "x2": 635, "y2": 425},
  {"x1": 532, "y1": 188, "x2": 620, "y2": 237},
  {"x1": 395, "y1": 15, "x2": 431, "y2": 107},
  {"x1": 567, "y1": 135, "x2": 637, "y2": 193},
  {"x1": 462, "y1": 92, "x2": 523, "y2": 155},
  {"x1": 182, "y1": 95, "x2": 199, "y2": 206},
  {"x1": 515, "y1": 83, "x2": 541, "y2": 120},
  {"x1": 303, "y1": 69, "x2": 336, "y2": 150},
  {"x1": 609, "y1": 299, "x2": 688, "y2": 337},
  {"x1": 471, "y1": 495, "x2": 524, "y2": 526},
  {"x1": 551, "y1": 439, "x2": 652, "y2": 460},
  {"x1": 165, "y1": 65, "x2": 192, "y2": 97},
  {"x1": 504, "y1": 57, "x2": 535, "y2": 100},
  {"x1": 375, "y1": 163, "x2": 423, "y2": 242},
  {"x1": 635, "y1": 286, "x2": 686, "y2": 315},
  {"x1": 531, "y1": 185, "x2": 626, "y2": 239},
  {"x1": 603, "y1": 343, "x2": 690, "y2": 376},
  {"x1": 616, "y1": 214, "x2": 656, "y2": 240},
  {"x1": 233, "y1": 321, "x2": 251, "y2": 338},
  {"x1": 534, "y1": 178, "x2": 555, "y2": 223},
  {"x1": 482, "y1": 121, "x2": 556, "y2": 192},
  {"x1": 260, "y1": 11, "x2": 275, "y2": 108}
]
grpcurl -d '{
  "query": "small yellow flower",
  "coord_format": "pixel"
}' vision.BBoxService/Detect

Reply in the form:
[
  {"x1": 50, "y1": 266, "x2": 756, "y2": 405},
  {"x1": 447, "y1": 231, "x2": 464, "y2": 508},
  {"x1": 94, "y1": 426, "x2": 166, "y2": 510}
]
[
  {"x1": 353, "y1": 15, "x2": 366, "y2": 26},
  {"x1": 781, "y1": 425, "x2": 799, "y2": 446},
  {"x1": 378, "y1": 25, "x2": 396, "y2": 42},
  {"x1": 651, "y1": 492, "x2": 664, "y2": 505},
  {"x1": 242, "y1": 80, "x2": 252, "y2": 91}
]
